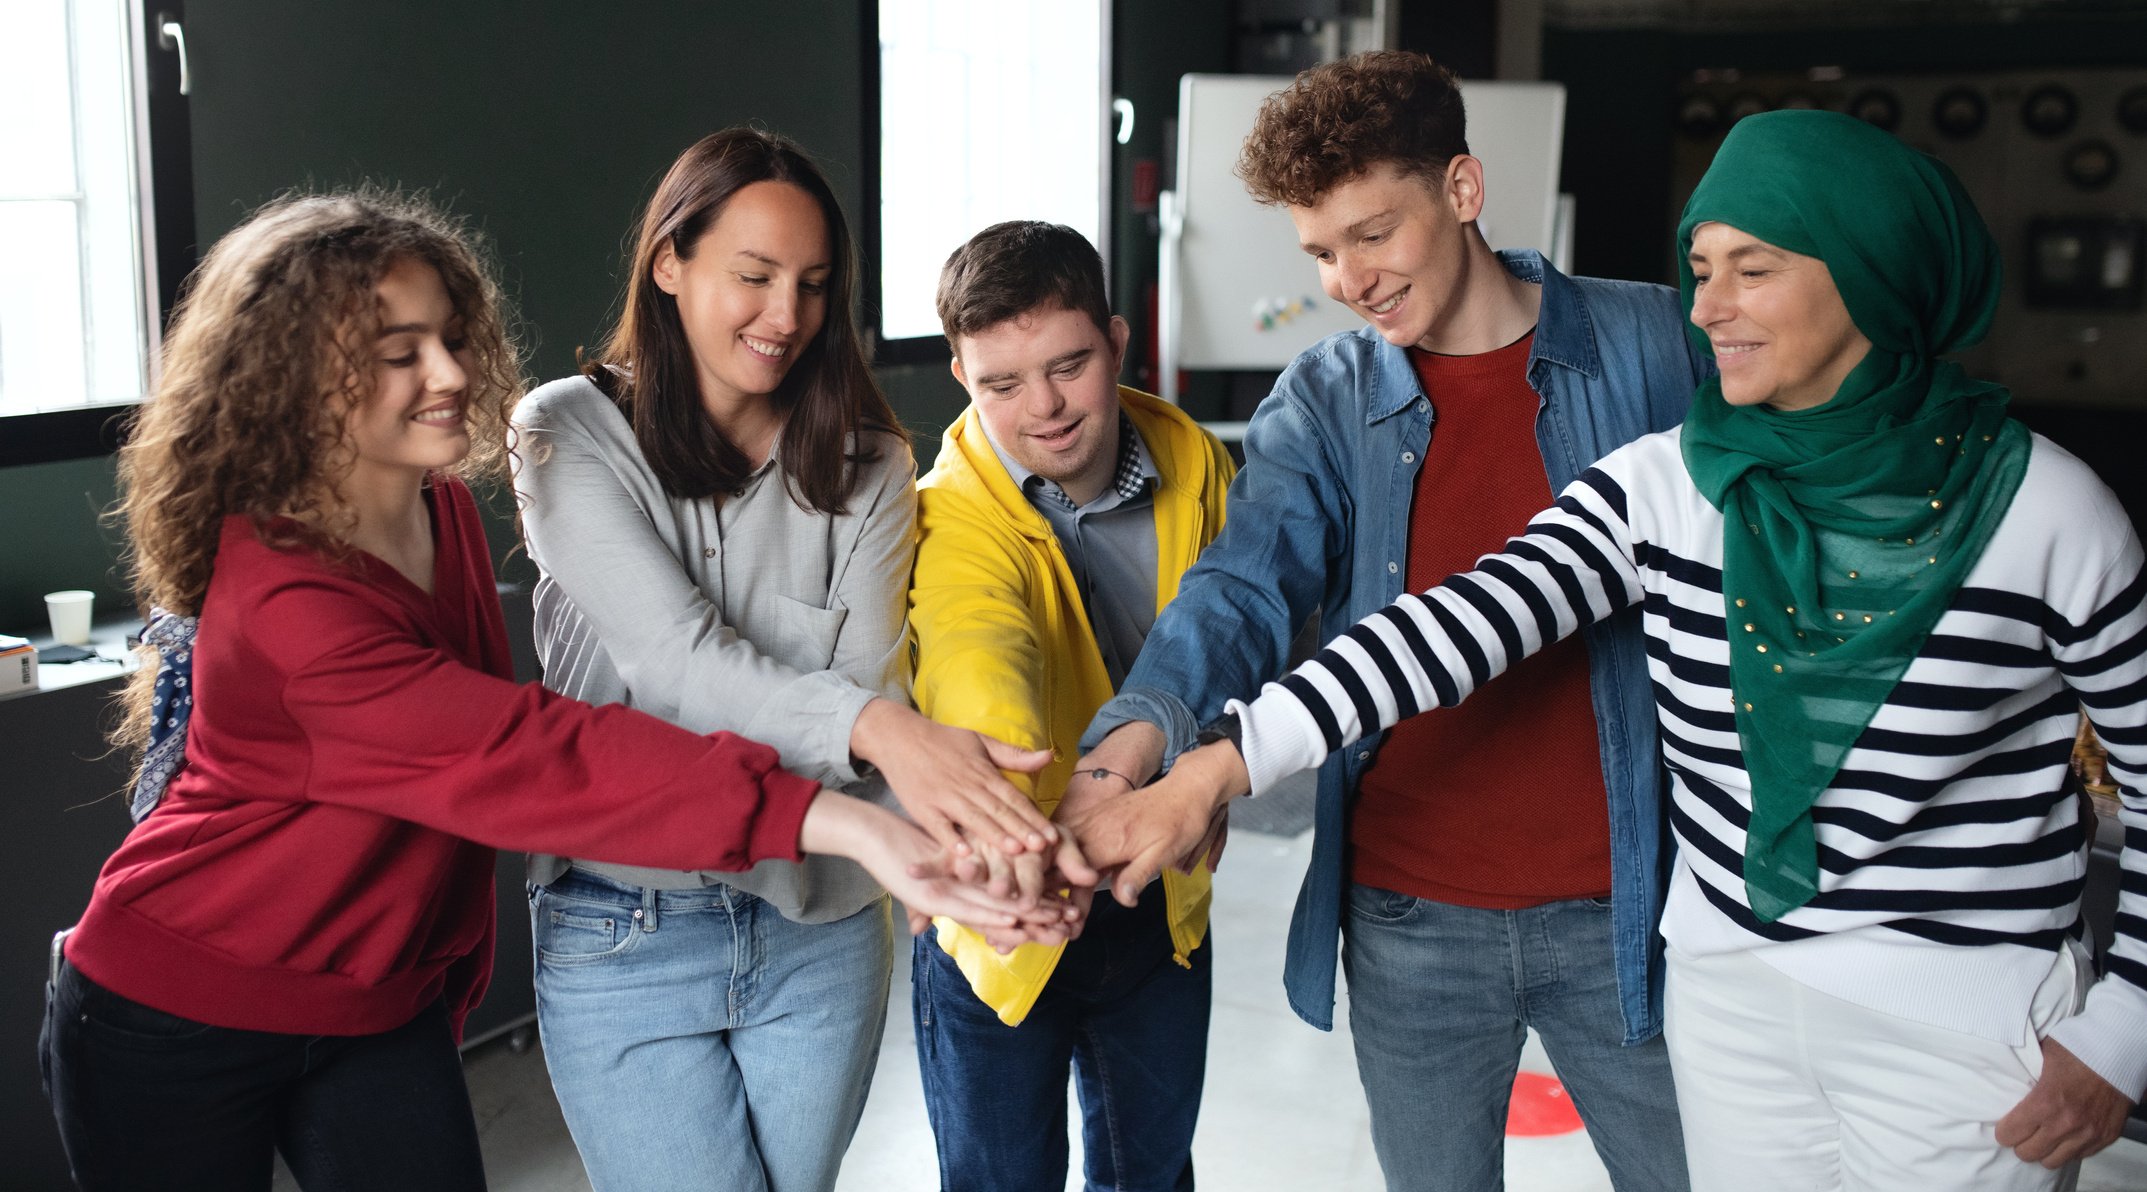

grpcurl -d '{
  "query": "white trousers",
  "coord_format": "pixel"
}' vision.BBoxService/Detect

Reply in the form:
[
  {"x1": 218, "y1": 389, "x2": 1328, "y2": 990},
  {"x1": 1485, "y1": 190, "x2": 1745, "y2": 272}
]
[{"x1": 1665, "y1": 943, "x2": 2087, "y2": 1192}]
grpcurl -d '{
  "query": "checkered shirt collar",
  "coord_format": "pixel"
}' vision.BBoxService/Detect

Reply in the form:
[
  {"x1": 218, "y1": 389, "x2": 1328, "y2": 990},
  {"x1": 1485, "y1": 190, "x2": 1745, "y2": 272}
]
[{"x1": 1028, "y1": 412, "x2": 1152, "y2": 511}]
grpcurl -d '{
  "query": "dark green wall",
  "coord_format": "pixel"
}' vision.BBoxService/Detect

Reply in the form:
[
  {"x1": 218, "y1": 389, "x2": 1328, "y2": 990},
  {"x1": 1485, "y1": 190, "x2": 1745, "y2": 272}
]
[
  {"x1": 1, "y1": 0, "x2": 877, "y2": 630},
  {"x1": 0, "y1": 455, "x2": 125, "y2": 636},
  {"x1": 0, "y1": 0, "x2": 1257, "y2": 633}
]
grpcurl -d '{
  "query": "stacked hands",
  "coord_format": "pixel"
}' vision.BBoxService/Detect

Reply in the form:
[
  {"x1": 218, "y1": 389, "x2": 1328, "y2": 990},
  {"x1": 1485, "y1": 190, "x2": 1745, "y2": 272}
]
[
  {"x1": 834, "y1": 708, "x2": 2136, "y2": 1165},
  {"x1": 828, "y1": 705, "x2": 1252, "y2": 953}
]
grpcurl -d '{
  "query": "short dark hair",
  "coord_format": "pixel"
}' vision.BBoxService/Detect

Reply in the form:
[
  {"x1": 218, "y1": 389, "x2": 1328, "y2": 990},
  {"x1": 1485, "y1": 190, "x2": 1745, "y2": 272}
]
[
  {"x1": 1237, "y1": 50, "x2": 1469, "y2": 208},
  {"x1": 588, "y1": 127, "x2": 901, "y2": 512},
  {"x1": 936, "y1": 221, "x2": 1113, "y2": 347}
]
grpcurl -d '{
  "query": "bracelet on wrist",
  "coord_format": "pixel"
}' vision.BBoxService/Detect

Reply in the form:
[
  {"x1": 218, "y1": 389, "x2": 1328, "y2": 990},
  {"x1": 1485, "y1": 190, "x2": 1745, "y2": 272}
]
[{"x1": 1085, "y1": 766, "x2": 1137, "y2": 788}]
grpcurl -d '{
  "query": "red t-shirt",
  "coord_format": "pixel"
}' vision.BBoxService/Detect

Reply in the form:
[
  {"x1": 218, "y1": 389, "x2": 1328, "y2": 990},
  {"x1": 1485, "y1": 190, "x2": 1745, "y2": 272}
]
[
  {"x1": 67, "y1": 479, "x2": 819, "y2": 1038},
  {"x1": 1349, "y1": 336, "x2": 1612, "y2": 908}
]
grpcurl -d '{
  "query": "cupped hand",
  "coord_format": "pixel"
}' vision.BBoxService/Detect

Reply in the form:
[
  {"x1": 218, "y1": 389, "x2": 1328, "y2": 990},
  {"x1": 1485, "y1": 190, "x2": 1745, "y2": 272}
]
[
  {"x1": 1056, "y1": 740, "x2": 1246, "y2": 907},
  {"x1": 1175, "y1": 805, "x2": 1229, "y2": 875},
  {"x1": 850, "y1": 699, "x2": 1056, "y2": 856},
  {"x1": 799, "y1": 791, "x2": 1036, "y2": 933}
]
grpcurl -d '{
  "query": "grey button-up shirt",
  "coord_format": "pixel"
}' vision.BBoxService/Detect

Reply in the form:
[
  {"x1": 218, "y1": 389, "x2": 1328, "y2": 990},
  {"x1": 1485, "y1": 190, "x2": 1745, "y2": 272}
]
[
  {"x1": 513, "y1": 376, "x2": 915, "y2": 922},
  {"x1": 984, "y1": 411, "x2": 1160, "y2": 687}
]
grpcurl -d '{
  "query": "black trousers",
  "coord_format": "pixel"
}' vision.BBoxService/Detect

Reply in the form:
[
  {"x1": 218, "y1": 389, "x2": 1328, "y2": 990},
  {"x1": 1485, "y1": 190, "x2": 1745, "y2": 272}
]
[{"x1": 40, "y1": 957, "x2": 486, "y2": 1192}]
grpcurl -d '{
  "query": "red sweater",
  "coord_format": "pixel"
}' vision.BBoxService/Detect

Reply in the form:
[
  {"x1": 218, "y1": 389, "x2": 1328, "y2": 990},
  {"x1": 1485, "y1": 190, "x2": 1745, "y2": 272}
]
[
  {"x1": 67, "y1": 479, "x2": 820, "y2": 1039},
  {"x1": 1350, "y1": 338, "x2": 1612, "y2": 908}
]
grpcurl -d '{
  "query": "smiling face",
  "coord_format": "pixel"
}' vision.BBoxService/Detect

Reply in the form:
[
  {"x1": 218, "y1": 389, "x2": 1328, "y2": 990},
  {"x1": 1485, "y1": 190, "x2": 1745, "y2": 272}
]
[
  {"x1": 1687, "y1": 222, "x2": 1872, "y2": 412},
  {"x1": 654, "y1": 179, "x2": 830, "y2": 418},
  {"x1": 952, "y1": 303, "x2": 1131, "y2": 507},
  {"x1": 1286, "y1": 159, "x2": 1481, "y2": 353},
  {"x1": 342, "y1": 257, "x2": 472, "y2": 490}
]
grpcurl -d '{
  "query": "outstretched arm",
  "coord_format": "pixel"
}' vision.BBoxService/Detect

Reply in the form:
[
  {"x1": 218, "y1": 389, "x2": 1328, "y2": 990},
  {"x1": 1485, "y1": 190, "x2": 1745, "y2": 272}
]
[
  {"x1": 1079, "y1": 384, "x2": 1346, "y2": 775},
  {"x1": 1068, "y1": 465, "x2": 1648, "y2": 904}
]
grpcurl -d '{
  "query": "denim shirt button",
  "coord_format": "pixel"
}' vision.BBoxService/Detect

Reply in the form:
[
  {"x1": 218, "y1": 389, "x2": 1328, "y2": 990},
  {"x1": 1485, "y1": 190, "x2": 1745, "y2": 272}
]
[
  {"x1": 1356, "y1": 750, "x2": 1371, "y2": 762},
  {"x1": 1416, "y1": 399, "x2": 1429, "y2": 412},
  {"x1": 1387, "y1": 561, "x2": 1399, "y2": 574},
  {"x1": 1401, "y1": 451, "x2": 1415, "y2": 464}
]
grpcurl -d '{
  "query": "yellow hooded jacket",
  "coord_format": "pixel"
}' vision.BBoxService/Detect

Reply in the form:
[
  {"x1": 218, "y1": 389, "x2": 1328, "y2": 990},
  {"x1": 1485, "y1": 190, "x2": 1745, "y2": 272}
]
[{"x1": 911, "y1": 386, "x2": 1235, "y2": 1025}]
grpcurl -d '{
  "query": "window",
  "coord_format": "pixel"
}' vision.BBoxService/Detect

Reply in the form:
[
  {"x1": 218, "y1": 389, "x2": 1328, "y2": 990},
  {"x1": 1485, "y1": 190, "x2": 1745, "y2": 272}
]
[
  {"x1": 3, "y1": 0, "x2": 155, "y2": 418},
  {"x1": 871, "y1": 0, "x2": 1110, "y2": 354},
  {"x1": 1, "y1": 1, "x2": 191, "y2": 465}
]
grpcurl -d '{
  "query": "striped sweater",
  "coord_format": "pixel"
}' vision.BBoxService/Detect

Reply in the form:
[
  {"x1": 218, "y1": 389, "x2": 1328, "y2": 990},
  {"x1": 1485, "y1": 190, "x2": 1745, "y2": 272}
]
[{"x1": 1233, "y1": 426, "x2": 2147, "y2": 1099}]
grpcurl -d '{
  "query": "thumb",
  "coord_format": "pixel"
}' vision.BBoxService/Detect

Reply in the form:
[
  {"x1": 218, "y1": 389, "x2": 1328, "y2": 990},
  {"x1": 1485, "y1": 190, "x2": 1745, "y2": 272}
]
[
  {"x1": 981, "y1": 736, "x2": 1055, "y2": 773},
  {"x1": 1113, "y1": 851, "x2": 1163, "y2": 907},
  {"x1": 1052, "y1": 835, "x2": 1100, "y2": 889}
]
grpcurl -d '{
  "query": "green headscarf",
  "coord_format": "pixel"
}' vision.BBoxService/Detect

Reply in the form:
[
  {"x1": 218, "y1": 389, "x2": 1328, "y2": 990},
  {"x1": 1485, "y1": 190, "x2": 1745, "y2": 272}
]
[{"x1": 1676, "y1": 110, "x2": 2031, "y2": 922}]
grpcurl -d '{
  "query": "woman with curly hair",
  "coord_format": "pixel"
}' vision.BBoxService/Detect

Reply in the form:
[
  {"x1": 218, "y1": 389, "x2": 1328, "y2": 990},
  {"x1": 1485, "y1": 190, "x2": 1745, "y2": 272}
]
[
  {"x1": 40, "y1": 190, "x2": 1030, "y2": 1192},
  {"x1": 512, "y1": 127, "x2": 1078, "y2": 1192}
]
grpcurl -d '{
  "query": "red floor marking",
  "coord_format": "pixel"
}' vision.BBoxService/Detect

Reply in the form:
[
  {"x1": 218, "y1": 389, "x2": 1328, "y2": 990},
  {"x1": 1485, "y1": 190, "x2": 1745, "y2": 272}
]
[{"x1": 1505, "y1": 1071, "x2": 1585, "y2": 1136}]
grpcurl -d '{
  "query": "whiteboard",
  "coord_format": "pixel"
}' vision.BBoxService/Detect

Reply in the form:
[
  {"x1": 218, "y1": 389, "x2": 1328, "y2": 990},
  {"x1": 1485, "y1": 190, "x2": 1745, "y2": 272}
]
[{"x1": 1170, "y1": 75, "x2": 1567, "y2": 371}]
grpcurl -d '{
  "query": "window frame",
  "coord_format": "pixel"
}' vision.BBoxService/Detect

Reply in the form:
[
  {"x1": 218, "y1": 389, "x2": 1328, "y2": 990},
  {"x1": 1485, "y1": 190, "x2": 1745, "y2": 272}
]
[
  {"x1": 859, "y1": 0, "x2": 1114, "y2": 367},
  {"x1": 1, "y1": 0, "x2": 196, "y2": 468}
]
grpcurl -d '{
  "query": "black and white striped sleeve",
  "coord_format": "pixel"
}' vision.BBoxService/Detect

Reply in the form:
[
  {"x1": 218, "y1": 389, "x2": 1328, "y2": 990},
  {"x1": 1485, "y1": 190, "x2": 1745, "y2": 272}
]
[
  {"x1": 1231, "y1": 465, "x2": 1649, "y2": 796},
  {"x1": 2044, "y1": 516, "x2": 2147, "y2": 1100}
]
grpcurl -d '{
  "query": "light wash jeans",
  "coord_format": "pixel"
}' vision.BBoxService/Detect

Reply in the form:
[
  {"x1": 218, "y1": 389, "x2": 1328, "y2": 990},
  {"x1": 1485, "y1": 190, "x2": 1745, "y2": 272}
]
[
  {"x1": 1342, "y1": 884, "x2": 1688, "y2": 1192},
  {"x1": 530, "y1": 869, "x2": 893, "y2": 1192}
]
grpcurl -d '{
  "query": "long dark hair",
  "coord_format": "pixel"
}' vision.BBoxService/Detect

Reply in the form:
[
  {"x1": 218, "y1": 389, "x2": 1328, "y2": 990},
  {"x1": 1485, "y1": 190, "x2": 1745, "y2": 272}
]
[{"x1": 585, "y1": 128, "x2": 902, "y2": 511}]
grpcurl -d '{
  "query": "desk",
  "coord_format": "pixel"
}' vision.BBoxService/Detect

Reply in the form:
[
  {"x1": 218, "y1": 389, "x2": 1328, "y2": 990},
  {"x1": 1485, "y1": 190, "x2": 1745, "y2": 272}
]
[{"x1": 11, "y1": 589, "x2": 540, "y2": 1187}]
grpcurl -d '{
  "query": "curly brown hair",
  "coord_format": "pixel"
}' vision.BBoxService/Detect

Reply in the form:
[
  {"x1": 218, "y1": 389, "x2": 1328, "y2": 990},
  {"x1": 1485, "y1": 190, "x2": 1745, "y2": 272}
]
[
  {"x1": 112, "y1": 189, "x2": 521, "y2": 753},
  {"x1": 1236, "y1": 50, "x2": 1470, "y2": 208}
]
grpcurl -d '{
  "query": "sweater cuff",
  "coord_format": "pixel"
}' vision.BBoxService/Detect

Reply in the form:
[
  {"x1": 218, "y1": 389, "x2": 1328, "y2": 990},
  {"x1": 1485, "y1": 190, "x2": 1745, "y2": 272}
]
[
  {"x1": 1229, "y1": 685, "x2": 1326, "y2": 799},
  {"x1": 2047, "y1": 978, "x2": 2147, "y2": 1102},
  {"x1": 744, "y1": 766, "x2": 821, "y2": 866}
]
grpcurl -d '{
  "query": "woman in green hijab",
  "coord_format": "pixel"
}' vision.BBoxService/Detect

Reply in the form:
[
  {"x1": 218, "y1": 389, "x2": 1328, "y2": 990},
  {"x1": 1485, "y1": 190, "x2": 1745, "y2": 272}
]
[{"x1": 1068, "y1": 109, "x2": 2147, "y2": 1188}]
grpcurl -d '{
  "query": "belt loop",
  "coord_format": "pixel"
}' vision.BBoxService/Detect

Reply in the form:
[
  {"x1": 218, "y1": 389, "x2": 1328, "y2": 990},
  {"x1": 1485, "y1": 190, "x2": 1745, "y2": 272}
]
[{"x1": 637, "y1": 886, "x2": 658, "y2": 933}]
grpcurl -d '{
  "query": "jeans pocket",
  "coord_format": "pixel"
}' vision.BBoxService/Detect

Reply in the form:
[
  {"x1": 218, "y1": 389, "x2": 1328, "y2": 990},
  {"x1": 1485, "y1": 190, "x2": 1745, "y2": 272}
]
[
  {"x1": 532, "y1": 890, "x2": 639, "y2": 966},
  {"x1": 1347, "y1": 883, "x2": 1419, "y2": 926},
  {"x1": 912, "y1": 936, "x2": 936, "y2": 1032},
  {"x1": 75, "y1": 971, "x2": 217, "y2": 1045}
]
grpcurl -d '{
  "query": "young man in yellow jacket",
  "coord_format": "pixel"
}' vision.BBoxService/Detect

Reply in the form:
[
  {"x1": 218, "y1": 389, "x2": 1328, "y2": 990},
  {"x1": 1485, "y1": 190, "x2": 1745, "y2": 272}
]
[{"x1": 909, "y1": 221, "x2": 1236, "y2": 1191}]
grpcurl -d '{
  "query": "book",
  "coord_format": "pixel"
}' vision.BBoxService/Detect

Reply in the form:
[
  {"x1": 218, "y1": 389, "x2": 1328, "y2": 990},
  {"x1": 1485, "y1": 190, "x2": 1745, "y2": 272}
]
[{"x1": 0, "y1": 634, "x2": 37, "y2": 696}]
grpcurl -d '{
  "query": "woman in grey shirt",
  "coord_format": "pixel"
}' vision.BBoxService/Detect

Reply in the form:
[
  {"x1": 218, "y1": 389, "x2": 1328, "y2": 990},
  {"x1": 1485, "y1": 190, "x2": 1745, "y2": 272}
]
[{"x1": 513, "y1": 129, "x2": 1069, "y2": 1192}]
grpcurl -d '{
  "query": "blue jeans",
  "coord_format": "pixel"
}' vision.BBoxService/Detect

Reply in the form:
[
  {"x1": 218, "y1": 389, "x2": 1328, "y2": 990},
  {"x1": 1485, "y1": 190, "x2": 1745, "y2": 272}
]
[
  {"x1": 41, "y1": 957, "x2": 484, "y2": 1191},
  {"x1": 531, "y1": 869, "x2": 893, "y2": 1192},
  {"x1": 1343, "y1": 884, "x2": 1687, "y2": 1192},
  {"x1": 913, "y1": 892, "x2": 1210, "y2": 1192}
]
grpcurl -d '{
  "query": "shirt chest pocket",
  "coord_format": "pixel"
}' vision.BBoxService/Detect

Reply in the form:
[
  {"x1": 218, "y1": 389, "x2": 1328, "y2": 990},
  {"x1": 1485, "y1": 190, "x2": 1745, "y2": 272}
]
[{"x1": 767, "y1": 595, "x2": 849, "y2": 673}]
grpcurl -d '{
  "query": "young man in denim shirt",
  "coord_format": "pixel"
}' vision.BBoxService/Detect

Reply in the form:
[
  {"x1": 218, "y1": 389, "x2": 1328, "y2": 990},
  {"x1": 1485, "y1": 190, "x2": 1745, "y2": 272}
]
[{"x1": 1068, "y1": 51, "x2": 1711, "y2": 1190}]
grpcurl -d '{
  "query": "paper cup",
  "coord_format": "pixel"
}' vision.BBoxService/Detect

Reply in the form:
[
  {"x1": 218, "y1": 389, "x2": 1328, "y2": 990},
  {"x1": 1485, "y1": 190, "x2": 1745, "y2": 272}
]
[{"x1": 45, "y1": 590, "x2": 94, "y2": 645}]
